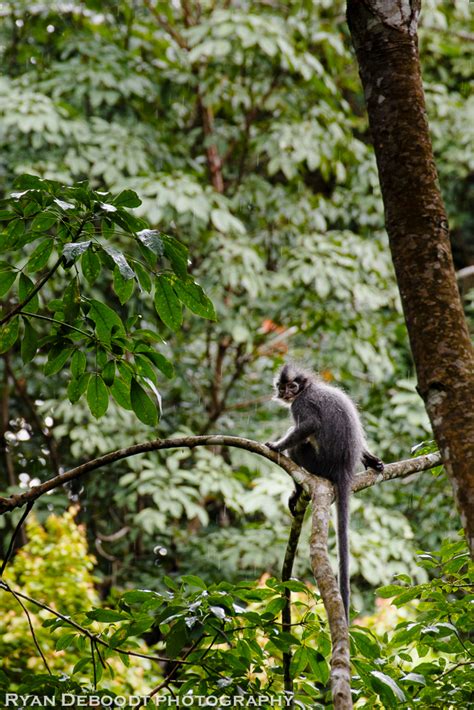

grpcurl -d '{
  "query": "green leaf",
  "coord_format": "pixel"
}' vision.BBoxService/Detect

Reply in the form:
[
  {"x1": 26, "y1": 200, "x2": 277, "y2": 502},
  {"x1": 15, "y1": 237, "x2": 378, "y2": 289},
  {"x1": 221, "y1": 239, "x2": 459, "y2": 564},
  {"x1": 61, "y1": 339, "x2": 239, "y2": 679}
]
[
  {"x1": 166, "y1": 620, "x2": 188, "y2": 657},
  {"x1": 134, "y1": 354, "x2": 157, "y2": 383},
  {"x1": 0, "y1": 267, "x2": 17, "y2": 298},
  {"x1": 122, "y1": 590, "x2": 158, "y2": 604},
  {"x1": 265, "y1": 597, "x2": 287, "y2": 615},
  {"x1": 172, "y1": 277, "x2": 216, "y2": 320},
  {"x1": 161, "y1": 234, "x2": 188, "y2": 278},
  {"x1": 13, "y1": 174, "x2": 45, "y2": 190},
  {"x1": 377, "y1": 584, "x2": 405, "y2": 599},
  {"x1": 0, "y1": 317, "x2": 20, "y2": 354},
  {"x1": 113, "y1": 189, "x2": 142, "y2": 208},
  {"x1": 154, "y1": 275, "x2": 182, "y2": 331},
  {"x1": 306, "y1": 648, "x2": 329, "y2": 685},
  {"x1": 102, "y1": 360, "x2": 115, "y2": 386},
  {"x1": 130, "y1": 377, "x2": 158, "y2": 426},
  {"x1": 110, "y1": 377, "x2": 132, "y2": 410},
  {"x1": 63, "y1": 240, "x2": 92, "y2": 265},
  {"x1": 181, "y1": 575, "x2": 207, "y2": 589},
  {"x1": 135, "y1": 346, "x2": 174, "y2": 379},
  {"x1": 55, "y1": 633, "x2": 76, "y2": 651},
  {"x1": 137, "y1": 229, "x2": 164, "y2": 257},
  {"x1": 63, "y1": 277, "x2": 81, "y2": 321},
  {"x1": 370, "y1": 671, "x2": 406, "y2": 703},
  {"x1": 27, "y1": 238, "x2": 54, "y2": 272},
  {"x1": 70, "y1": 350, "x2": 87, "y2": 378},
  {"x1": 104, "y1": 246, "x2": 135, "y2": 280},
  {"x1": 351, "y1": 629, "x2": 380, "y2": 660},
  {"x1": 86, "y1": 609, "x2": 129, "y2": 622},
  {"x1": 21, "y1": 319, "x2": 38, "y2": 363},
  {"x1": 81, "y1": 248, "x2": 101, "y2": 285},
  {"x1": 87, "y1": 374, "x2": 109, "y2": 418},
  {"x1": 135, "y1": 262, "x2": 152, "y2": 293},
  {"x1": 88, "y1": 299, "x2": 125, "y2": 344},
  {"x1": 72, "y1": 657, "x2": 91, "y2": 675},
  {"x1": 400, "y1": 673, "x2": 426, "y2": 686},
  {"x1": 392, "y1": 587, "x2": 422, "y2": 606},
  {"x1": 68, "y1": 373, "x2": 90, "y2": 404},
  {"x1": 44, "y1": 345, "x2": 73, "y2": 376},
  {"x1": 30, "y1": 211, "x2": 57, "y2": 232},
  {"x1": 19, "y1": 273, "x2": 39, "y2": 313},
  {"x1": 113, "y1": 267, "x2": 135, "y2": 304},
  {"x1": 0, "y1": 210, "x2": 15, "y2": 221}
]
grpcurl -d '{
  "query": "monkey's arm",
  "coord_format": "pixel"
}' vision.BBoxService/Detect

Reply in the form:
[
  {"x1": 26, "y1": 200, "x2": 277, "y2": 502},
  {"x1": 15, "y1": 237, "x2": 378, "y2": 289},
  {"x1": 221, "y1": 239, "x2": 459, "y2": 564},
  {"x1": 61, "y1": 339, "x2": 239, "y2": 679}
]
[{"x1": 266, "y1": 423, "x2": 314, "y2": 452}]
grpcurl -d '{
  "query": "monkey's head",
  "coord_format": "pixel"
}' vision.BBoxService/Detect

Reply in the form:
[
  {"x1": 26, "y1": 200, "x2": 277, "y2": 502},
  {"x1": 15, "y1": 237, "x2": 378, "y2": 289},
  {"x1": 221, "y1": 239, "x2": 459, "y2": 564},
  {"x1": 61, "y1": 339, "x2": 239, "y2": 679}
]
[{"x1": 273, "y1": 364, "x2": 311, "y2": 405}]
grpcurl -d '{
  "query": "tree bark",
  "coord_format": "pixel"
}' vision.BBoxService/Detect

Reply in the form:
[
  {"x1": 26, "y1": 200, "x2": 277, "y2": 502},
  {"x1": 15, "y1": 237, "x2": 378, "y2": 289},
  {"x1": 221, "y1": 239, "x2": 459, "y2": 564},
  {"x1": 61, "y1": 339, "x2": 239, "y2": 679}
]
[
  {"x1": 310, "y1": 480, "x2": 352, "y2": 709},
  {"x1": 346, "y1": 0, "x2": 474, "y2": 555}
]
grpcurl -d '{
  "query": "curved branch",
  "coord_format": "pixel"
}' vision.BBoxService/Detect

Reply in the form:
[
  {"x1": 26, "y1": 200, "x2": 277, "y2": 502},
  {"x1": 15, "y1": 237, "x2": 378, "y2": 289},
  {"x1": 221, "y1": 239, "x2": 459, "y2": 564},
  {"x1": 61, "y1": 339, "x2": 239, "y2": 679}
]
[
  {"x1": 0, "y1": 435, "x2": 313, "y2": 514},
  {"x1": 353, "y1": 451, "x2": 442, "y2": 492},
  {"x1": 0, "y1": 438, "x2": 441, "y2": 515}
]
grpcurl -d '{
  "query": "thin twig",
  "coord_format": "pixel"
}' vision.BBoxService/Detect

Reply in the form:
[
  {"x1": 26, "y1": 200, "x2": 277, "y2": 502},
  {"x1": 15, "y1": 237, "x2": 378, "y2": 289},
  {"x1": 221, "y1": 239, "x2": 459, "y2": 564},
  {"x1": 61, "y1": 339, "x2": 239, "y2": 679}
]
[
  {"x1": 0, "y1": 501, "x2": 34, "y2": 576},
  {"x1": 0, "y1": 258, "x2": 63, "y2": 326},
  {"x1": 91, "y1": 637, "x2": 97, "y2": 689},
  {"x1": 0, "y1": 581, "x2": 194, "y2": 666},
  {"x1": 1, "y1": 579, "x2": 51, "y2": 675}
]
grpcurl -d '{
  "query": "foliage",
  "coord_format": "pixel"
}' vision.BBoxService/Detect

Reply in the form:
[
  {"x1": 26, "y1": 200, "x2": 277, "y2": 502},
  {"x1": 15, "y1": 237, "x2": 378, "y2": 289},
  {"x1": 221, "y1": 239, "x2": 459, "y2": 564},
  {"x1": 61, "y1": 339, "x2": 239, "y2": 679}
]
[
  {"x1": 2, "y1": 526, "x2": 471, "y2": 709},
  {"x1": 0, "y1": 0, "x2": 472, "y2": 703},
  {"x1": 352, "y1": 535, "x2": 473, "y2": 708},
  {"x1": 0, "y1": 510, "x2": 154, "y2": 694},
  {"x1": 0, "y1": 176, "x2": 215, "y2": 425}
]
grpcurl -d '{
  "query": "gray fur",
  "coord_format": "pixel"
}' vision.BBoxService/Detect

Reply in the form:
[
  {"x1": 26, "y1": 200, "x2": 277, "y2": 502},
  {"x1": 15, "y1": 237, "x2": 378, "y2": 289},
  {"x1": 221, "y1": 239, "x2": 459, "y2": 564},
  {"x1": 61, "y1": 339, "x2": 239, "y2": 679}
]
[{"x1": 267, "y1": 364, "x2": 383, "y2": 621}]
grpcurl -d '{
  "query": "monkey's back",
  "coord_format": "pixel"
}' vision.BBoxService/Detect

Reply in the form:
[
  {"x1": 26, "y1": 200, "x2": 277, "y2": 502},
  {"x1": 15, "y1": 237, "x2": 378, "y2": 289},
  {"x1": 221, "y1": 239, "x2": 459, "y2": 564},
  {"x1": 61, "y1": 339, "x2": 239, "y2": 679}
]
[{"x1": 290, "y1": 382, "x2": 365, "y2": 482}]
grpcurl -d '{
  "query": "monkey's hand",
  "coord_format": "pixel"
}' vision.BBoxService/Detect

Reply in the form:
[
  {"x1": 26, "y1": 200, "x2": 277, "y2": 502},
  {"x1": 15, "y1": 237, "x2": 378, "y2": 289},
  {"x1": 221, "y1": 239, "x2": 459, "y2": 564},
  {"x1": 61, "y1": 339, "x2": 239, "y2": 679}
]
[{"x1": 265, "y1": 441, "x2": 280, "y2": 452}]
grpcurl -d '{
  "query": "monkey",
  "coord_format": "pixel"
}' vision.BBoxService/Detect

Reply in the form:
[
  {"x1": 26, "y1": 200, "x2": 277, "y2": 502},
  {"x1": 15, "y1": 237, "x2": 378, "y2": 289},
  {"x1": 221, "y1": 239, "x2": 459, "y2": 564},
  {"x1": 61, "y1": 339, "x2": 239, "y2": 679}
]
[{"x1": 266, "y1": 363, "x2": 384, "y2": 621}]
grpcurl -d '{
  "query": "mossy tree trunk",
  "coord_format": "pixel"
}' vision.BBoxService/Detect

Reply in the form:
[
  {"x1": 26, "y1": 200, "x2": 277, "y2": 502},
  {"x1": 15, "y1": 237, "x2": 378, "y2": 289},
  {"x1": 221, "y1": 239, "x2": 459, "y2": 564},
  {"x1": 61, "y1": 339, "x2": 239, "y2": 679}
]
[{"x1": 346, "y1": 0, "x2": 474, "y2": 554}]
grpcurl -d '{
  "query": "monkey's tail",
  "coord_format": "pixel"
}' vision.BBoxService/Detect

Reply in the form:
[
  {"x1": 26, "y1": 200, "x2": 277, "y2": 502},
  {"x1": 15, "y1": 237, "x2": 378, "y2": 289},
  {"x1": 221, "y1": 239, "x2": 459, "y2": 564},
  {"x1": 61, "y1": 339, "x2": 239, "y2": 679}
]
[{"x1": 336, "y1": 479, "x2": 351, "y2": 622}]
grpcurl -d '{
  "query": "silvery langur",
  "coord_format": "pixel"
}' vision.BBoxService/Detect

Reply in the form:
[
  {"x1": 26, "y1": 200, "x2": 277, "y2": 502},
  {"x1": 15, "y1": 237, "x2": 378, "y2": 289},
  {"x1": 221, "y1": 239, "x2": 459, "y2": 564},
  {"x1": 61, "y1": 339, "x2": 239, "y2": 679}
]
[{"x1": 266, "y1": 364, "x2": 384, "y2": 620}]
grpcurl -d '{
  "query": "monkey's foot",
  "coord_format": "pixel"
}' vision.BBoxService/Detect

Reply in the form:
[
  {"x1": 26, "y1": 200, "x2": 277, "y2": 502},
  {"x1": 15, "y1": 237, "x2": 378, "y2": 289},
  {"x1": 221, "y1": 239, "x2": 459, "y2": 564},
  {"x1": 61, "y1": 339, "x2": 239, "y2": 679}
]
[{"x1": 362, "y1": 451, "x2": 384, "y2": 472}]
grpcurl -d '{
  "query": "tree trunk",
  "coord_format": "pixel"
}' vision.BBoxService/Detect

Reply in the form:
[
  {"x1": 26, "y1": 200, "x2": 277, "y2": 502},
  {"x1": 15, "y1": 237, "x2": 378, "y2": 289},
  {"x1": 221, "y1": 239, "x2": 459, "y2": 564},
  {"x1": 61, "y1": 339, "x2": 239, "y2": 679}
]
[{"x1": 346, "y1": 0, "x2": 474, "y2": 554}]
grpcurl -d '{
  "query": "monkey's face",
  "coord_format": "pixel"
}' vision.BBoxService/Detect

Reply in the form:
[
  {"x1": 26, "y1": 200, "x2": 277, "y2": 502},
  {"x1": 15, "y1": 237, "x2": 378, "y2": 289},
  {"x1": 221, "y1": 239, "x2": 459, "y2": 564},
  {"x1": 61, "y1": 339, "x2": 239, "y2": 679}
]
[{"x1": 274, "y1": 367, "x2": 307, "y2": 404}]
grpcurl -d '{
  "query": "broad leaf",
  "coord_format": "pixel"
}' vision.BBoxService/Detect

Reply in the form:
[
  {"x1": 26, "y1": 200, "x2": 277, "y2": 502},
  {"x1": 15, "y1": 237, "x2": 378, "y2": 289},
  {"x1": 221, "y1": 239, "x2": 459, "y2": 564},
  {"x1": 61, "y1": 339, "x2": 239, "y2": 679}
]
[
  {"x1": 27, "y1": 238, "x2": 54, "y2": 272},
  {"x1": 172, "y1": 277, "x2": 216, "y2": 320},
  {"x1": 63, "y1": 241, "x2": 92, "y2": 265},
  {"x1": 88, "y1": 299, "x2": 125, "y2": 344},
  {"x1": 154, "y1": 275, "x2": 183, "y2": 331},
  {"x1": 21, "y1": 319, "x2": 38, "y2": 363},
  {"x1": 0, "y1": 317, "x2": 20, "y2": 354},
  {"x1": 113, "y1": 189, "x2": 142, "y2": 208},
  {"x1": 130, "y1": 377, "x2": 158, "y2": 426},
  {"x1": 81, "y1": 248, "x2": 101, "y2": 285},
  {"x1": 87, "y1": 374, "x2": 109, "y2": 418},
  {"x1": 104, "y1": 246, "x2": 135, "y2": 280}
]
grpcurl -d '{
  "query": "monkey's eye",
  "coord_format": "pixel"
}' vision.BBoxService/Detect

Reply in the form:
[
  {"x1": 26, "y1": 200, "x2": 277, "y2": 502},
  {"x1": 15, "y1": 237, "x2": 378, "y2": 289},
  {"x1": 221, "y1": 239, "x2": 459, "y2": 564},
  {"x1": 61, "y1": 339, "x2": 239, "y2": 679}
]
[{"x1": 288, "y1": 382, "x2": 299, "y2": 393}]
